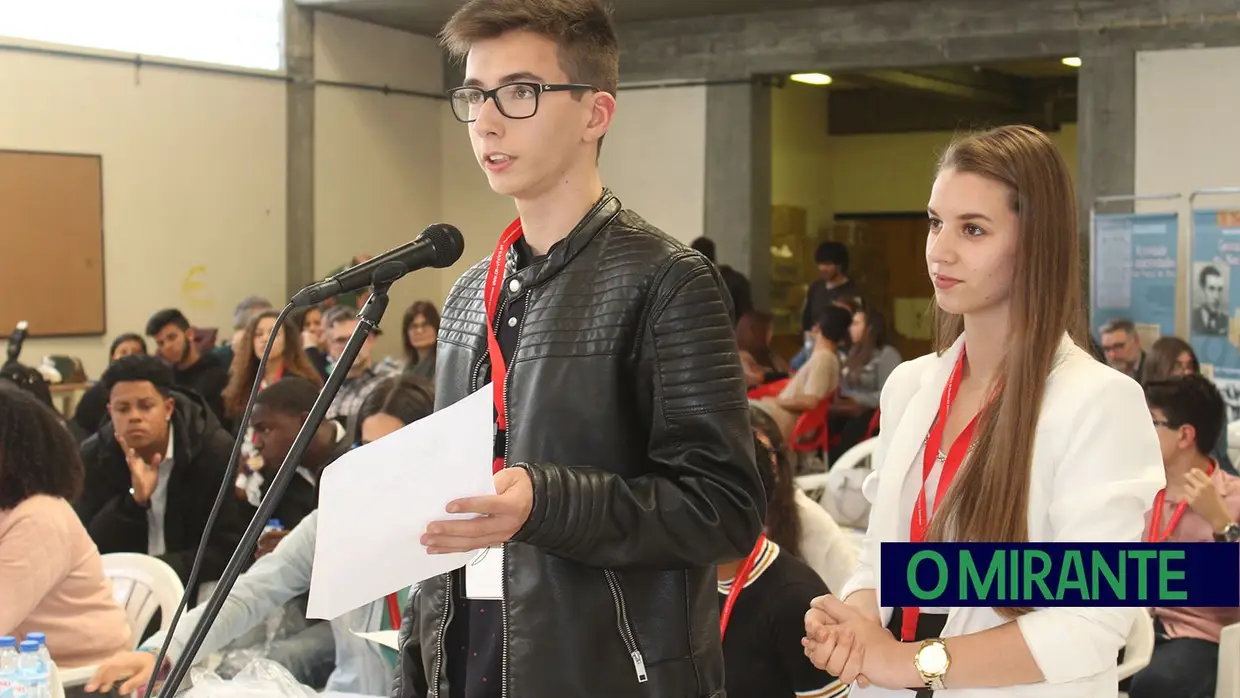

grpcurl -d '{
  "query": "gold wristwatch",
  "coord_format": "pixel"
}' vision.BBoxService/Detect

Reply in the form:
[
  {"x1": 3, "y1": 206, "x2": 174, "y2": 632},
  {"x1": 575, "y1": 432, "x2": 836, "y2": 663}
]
[{"x1": 914, "y1": 638, "x2": 951, "y2": 690}]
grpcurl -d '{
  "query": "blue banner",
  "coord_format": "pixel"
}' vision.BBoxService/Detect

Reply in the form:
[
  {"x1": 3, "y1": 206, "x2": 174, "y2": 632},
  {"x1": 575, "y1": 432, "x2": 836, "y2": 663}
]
[
  {"x1": 1091, "y1": 212, "x2": 1179, "y2": 339},
  {"x1": 1190, "y1": 210, "x2": 1240, "y2": 419},
  {"x1": 879, "y1": 542, "x2": 1239, "y2": 607}
]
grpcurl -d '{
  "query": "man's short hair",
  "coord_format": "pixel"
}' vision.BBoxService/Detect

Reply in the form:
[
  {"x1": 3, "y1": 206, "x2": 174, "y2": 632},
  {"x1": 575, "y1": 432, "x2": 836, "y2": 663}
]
[
  {"x1": 101, "y1": 355, "x2": 175, "y2": 397},
  {"x1": 1200, "y1": 265, "x2": 1223, "y2": 288},
  {"x1": 1098, "y1": 317, "x2": 1136, "y2": 336},
  {"x1": 440, "y1": 0, "x2": 620, "y2": 99},
  {"x1": 322, "y1": 305, "x2": 358, "y2": 330},
  {"x1": 254, "y1": 377, "x2": 320, "y2": 417},
  {"x1": 816, "y1": 305, "x2": 853, "y2": 344},
  {"x1": 145, "y1": 308, "x2": 190, "y2": 337},
  {"x1": 815, "y1": 241, "x2": 849, "y2": 271},
  {"x1": 1145, "y1": 374, "x2": 1226, "y2": 456},
  {"x1": 233, "y1": 296, "x2": 273, "y2": 331},
  {"x1": 690, "y1": 237, "x2": 717, "y2": 263}
]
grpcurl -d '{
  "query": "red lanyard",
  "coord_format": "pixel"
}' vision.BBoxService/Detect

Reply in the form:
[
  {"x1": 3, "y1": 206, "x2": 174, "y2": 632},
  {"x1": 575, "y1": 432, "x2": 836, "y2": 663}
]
[
  {"x1": 720, "y1": 535, "x2": 766, "y2": 642},
  {"x1": 1148, "y1": 462, "x2": 1216, "y2": 542},
  {"x1": 385, "y1": 592, "x2": 401, "y2": 629},
  {"x1": 902, "y1": 349, "x2": 979, "y2": 642},
  {"x1": 484, "y1": 218, "x2": 525, "y2": 475}
]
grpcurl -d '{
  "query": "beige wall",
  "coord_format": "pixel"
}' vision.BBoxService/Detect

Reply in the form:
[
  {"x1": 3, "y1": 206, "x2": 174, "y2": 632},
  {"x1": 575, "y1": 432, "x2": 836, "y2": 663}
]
[
  {"x1": 0, "y1": 43, "x2": 287, "y2": 377},
  {"x1": 770, "y1": 80, "x2": 1079, "y2": 238},
  {"x1": 1135, "y1": 46, "x2": 1240, "y2": 339},
  {"x1": 314, "y1": 14, "x2": 447, "y2": 362},
  {"x1": 599, "y1": 85, "x2": 708, "y2": 245}
]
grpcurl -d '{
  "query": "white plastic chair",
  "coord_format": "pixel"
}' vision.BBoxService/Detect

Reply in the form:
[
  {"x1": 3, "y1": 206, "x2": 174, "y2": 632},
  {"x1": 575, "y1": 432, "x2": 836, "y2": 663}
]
[
  {"x1": 1218, "y1": 621, "x2": 1240, "y2": 698},
  {"x1": 57, "y1": 553, "x2": 186, "y2": 688},
  {"x1": 1117, "y1": 608, "x2": 1155, "y2": 682},
  {"x1": 795, "y1": 437, "x2": 877, "y2": 530},
  {"x1": 48, "y1": 662, "x2": 66, "y2": 698}
]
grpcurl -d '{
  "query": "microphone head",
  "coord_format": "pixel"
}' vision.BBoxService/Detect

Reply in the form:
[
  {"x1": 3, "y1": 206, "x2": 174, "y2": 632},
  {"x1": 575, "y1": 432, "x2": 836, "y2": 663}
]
[{"x1": 422, "y1": 224, "x2": 466, "y2": 268}]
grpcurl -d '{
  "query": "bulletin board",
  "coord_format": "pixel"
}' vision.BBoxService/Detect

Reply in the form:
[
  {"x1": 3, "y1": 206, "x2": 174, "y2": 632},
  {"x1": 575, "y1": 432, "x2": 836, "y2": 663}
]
[{"x1": 0, "y1": 150, "x2": 106, "y2": 336}]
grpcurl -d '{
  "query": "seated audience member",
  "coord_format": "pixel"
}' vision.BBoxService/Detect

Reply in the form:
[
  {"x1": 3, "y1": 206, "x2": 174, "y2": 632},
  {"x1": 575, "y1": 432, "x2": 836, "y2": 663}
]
[
  {"x1": 1143, "y1": 336, "x2": 1237, "y2": 475},
  {"x1": 399, "y1": 301, "x2": 440, "y2": 382},
  {"x1": 86, "y1": 376, "x2": 437, "y2": 697},
  {"x1": 691, "y1": 236, "x2": 753, "y2": 323},
  {"x1": 737, "y1": 311, "x2": 791, "y2": 388},
  {"x1": 1099, "y1": 317, "x2": 1146, "y2": 380},
  {"x1": 715, "y1": 410, "x2": 849, "y2": 698},
  {"x1": 214, "y1": 295, "x2": 274, "y2": 368},
  {"x1": 73, "y1": 333, "x2": 147, "y2": 436},
  {"x1": 1127, "y1": 375, "x2": 1240, "y2": 698},
  {"x1": 321, "y1": 306, "x2": 394, "y2": 427},
  {"x1": 829, "y1": 308, "x2": 901, "y2": 461},
  {"x1": 74, "y1": 355, "x2": 243, "y2": 585},
  {"x1": 752, "y1": 305, "x2": 851, "y2": 440},
  {"x1": 292, "y1": 304, "x2": 331, "y2": 380},
  {"x1": 146, "y1": 309, "x2": 230, "y2": 423},
  {"x1": 0, "y1": 386, "x2": 132, "y2": 668},
  {"x1": 236, "y1": 377, "x2": 351, "y2": 529},
  {"x1": 750, "y1": 407, "x2": 858, "y2": 594},
  {"x1": 224, "y1": 309, "x2": 322, "y2": 491}
]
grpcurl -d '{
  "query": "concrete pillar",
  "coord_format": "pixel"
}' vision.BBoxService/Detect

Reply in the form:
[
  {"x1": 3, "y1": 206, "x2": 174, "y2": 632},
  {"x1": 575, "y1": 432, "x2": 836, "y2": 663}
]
[
  {"x1": 704, "y1": 81, "x2": 773, "y2": 310},
  {"x1": 285, "y1": 0, "x2": 316, "y2": 296}
]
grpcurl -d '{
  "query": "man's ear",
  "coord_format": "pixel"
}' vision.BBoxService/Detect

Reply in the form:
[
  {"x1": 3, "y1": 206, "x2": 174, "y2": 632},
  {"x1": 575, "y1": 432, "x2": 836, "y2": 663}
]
[
  {"x1": 1180, "y1": 424, "x2": 1199, "y2": 451},
  {"x1": 164, "y1": 396, "x2": 176, "y2": 420},
  {"x1": 586, "y1": 91, "x2": 616, "y2": 143},
  {"x1": 185, "y1": 327, "x2": 197, "y2": 343}
]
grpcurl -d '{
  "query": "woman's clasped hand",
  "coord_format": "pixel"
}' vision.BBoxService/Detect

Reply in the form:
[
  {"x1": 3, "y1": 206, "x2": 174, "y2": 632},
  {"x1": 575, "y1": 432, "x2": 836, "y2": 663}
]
[{"x1": 803, "y1": 594, "x2": 911, "y2": 690}]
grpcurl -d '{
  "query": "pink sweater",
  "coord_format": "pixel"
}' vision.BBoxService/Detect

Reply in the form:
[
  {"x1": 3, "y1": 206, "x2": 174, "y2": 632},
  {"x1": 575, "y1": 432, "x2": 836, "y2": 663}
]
[
  {"x1": 1144, "y1": 467, "x2": 1240, "y2": 644},
  {"x1": 0, "y1": 496, "x2": 131, "y2": 667}
]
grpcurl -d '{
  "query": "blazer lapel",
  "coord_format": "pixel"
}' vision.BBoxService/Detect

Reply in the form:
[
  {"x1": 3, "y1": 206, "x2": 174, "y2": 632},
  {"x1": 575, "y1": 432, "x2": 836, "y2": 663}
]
[{"x1": 874, "y1": 336, "x2": 967, "y2": 543}]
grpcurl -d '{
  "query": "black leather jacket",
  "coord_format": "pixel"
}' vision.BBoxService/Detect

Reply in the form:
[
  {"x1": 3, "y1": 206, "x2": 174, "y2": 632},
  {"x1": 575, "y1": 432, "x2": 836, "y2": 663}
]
[{"x1": 393, "y1": 192, "x2": 765, "y2": 698}]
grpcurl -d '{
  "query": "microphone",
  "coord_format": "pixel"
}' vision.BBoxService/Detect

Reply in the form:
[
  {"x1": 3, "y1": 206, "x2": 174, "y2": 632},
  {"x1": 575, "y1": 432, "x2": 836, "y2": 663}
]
[
  {"x1": 291, "y1": 224, "x2": 465, "y2": 307},
  {"x1": 6, "y1": 321, "x2": 28, "y2": 364}
]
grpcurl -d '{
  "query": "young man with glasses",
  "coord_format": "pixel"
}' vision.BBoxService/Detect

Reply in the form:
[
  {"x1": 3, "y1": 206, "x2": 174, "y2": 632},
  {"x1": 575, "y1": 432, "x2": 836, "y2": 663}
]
[
  {"x1": 395, "y1": 1, "x2": 765, "y2": 698},
  {"x1": 1128, "y1": 375, "x2": 1240, "y2": 698}
]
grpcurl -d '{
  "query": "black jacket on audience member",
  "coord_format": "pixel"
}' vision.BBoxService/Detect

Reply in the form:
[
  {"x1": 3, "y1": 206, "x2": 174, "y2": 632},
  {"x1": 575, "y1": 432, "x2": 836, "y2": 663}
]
[
  {"x1": 74, "y1": 389, "x2": 244, "y2": 585},
  {"x1": 174, "y1": 351, "x2": 230, "y2": 424},
  {"x1": 393, "y1": 191, "x2": 765, "y2": 698}
]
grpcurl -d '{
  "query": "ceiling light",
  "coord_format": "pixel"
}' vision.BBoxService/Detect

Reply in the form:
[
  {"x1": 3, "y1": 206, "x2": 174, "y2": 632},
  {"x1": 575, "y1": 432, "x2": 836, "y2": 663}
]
[
  {"x1": 1061, "y1": 56, "x2": 1082, "y2": 68},
  {"x1": 790, "y1": 72, "x2": 832, "y2": 86}
]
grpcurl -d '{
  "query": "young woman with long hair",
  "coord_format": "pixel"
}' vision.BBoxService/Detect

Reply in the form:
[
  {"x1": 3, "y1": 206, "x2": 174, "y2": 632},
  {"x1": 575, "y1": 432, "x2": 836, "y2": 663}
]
[
  {"x1": 222, "y1": 309, "x2": 323, "y2": 424},
  {"x1": 400, "y1": 300, "x2": 441, "y2": 382},
  {"x1": 829, "y1": 308, "x2": 902, "y2": 460},
  {"x1": 802, "y1": 125, "x2": 1165, "y2": 696}
]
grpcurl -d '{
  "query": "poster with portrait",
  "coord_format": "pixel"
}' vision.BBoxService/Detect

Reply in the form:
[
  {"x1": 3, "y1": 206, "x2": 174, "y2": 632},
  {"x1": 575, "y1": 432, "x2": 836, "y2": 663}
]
[
  {"x1": 1190, "y1": 209, "x2": 1240, "y2": 420},
  {"x1": 1090, "y1": 212, "x2": 1179, "y2": 338}
]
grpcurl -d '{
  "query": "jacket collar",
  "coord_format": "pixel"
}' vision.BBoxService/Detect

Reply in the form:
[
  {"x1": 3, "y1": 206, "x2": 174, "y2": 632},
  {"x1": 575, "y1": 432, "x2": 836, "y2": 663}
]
[{"x1": 508, "y1": 189, "x2": 622, "y2": 289}]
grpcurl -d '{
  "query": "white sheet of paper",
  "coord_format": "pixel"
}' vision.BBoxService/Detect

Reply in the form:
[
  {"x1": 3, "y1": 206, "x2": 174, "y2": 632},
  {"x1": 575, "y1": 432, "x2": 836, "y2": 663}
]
[
  {"x1": 307, "y1": 386, "x2": 495, "y2": 620},
  {"x1": 351, "y1": 629, "x2": 400, "y2": 650},
  {"x1": 464, "y1": 546, "x2": 504, "y2": 599}
]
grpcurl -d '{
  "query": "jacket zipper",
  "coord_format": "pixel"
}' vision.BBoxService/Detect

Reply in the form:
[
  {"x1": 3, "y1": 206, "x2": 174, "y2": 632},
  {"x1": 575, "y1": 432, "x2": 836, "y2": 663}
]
[
  {"x1": 432, "y1": 295, "x2": 498, "y2": 698},
  {"x1": 430, "y1": 572, "x2": 453, "y2": 697},
  {"x1": 604, "y1": 569, "x2": 649, "y2": 683},
  {"x1": 500, "y1": 287, "x2": 524, "y2": 698}
]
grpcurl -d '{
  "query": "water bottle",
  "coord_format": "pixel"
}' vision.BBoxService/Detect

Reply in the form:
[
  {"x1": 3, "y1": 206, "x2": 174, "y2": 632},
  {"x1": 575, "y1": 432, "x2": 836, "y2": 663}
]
[
  {"x1": 263, "y1": 518, "x2": 284, "y2": 534},
  {"x1": 0, "y1": 637, "x2": 17, "y2": 698},
  {"x1": 14, "y1": 641, "x2": 46, "y2": 698},
  {"x1": 19, "y1": 635, "x2": 48, "y2": 675}
]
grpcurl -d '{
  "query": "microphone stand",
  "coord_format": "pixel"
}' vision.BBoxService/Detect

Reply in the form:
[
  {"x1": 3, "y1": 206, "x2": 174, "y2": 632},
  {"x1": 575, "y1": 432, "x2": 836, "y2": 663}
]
[{"x1": 156, "y1": 277, "x2": 395, "y2": 698}]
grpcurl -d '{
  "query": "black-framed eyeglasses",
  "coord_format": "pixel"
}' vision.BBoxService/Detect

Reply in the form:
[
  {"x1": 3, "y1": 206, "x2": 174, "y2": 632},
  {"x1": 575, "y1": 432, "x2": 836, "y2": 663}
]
[{"x1": 447, "y1": 81, "x2": 600, "y2": 123}]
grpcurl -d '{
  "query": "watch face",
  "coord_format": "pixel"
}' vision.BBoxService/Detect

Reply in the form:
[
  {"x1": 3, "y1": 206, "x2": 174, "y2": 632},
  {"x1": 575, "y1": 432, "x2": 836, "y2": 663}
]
[{"x1": 917, "y1": 644, "x2": 949, "y2": 674}]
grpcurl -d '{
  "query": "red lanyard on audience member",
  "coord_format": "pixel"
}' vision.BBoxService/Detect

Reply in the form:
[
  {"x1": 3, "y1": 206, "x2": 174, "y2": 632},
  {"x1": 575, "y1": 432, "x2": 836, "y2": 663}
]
[
  {"x1": 903, "y1": 349, "x2": 979, "y2": 642},
  {"x1": 483, "y1": 218, "x2": 525, "y2": 474},
  {"x1": 1148, "y1": 462, "x2": 1217, "y2": 542},
  {"x1": 385, "y1": 592, "x2": 401, "y2": 629},
  {"x1": 720, "y1": 535, "x2": 766, "y2": 642}
]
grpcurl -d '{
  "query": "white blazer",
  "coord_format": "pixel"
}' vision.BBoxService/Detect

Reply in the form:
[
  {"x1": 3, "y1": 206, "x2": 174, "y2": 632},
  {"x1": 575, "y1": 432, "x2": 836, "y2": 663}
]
[{"x1": 839, "y1": 333, "x2": 1165, "y2": 697}]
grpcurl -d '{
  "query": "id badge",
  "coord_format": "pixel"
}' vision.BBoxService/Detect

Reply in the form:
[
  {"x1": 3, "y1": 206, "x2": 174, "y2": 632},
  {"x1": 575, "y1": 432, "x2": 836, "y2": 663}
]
[{"x1": 464, "y1": 546, "x2": 504, "y2": 600}]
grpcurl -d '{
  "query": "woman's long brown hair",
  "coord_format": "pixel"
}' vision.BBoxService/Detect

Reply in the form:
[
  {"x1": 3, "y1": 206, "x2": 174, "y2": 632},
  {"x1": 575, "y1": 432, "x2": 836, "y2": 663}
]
[
  {"x1": 927, "y1": 125, "x2": 1088, "y2": 620},
  {"x1": 843, "y1": 308, "x2": 889, "y2": 382},
  {"x1": 222, "y1": 309, "x2": 323, "y2": 419},
  {"x1": 1143, "y1": 336, "x2": 1198, "y2": 382}
]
